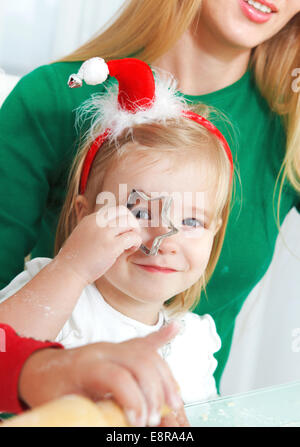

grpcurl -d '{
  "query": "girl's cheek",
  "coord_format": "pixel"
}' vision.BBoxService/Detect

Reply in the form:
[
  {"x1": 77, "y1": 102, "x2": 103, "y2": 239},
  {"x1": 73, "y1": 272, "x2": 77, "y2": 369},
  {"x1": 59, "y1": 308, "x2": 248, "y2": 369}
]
[
  {"x1": 181, "y1": 227, "x2": 207, "y2": 239},
  {"x1": 185, "y1": 235, "x2": 215, "y2": 268}
]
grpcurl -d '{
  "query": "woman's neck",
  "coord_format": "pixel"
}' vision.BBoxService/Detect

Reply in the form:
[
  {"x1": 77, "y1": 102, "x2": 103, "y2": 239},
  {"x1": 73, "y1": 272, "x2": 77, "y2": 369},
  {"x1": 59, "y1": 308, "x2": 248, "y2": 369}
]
[{"x1": 154, "y1": 28, "x2": 251, "y2": 96}]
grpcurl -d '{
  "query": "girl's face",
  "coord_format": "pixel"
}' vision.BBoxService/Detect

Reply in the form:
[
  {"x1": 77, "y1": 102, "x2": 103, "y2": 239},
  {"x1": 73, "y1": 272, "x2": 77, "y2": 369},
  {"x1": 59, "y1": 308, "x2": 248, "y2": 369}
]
[
  {"x1": 93, "y1": 148, "x2": 222, "y2": 309},
  {"x1": 198, "y1": 0, "x2": 300, "y2": 49}
]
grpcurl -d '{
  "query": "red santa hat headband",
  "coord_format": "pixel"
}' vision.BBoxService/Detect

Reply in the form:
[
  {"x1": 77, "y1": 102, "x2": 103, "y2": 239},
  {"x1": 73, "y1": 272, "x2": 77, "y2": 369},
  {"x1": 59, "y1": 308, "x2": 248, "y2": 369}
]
[{"x1": 68, "y1": 58, "x2": 233, "y2": 194}]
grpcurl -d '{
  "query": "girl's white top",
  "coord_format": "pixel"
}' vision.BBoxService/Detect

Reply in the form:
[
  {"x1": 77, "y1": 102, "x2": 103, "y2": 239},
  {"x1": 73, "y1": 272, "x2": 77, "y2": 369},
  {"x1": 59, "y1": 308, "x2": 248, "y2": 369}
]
[{"x1": 0, "y1": 257, "x2": 221, "y2": 404}]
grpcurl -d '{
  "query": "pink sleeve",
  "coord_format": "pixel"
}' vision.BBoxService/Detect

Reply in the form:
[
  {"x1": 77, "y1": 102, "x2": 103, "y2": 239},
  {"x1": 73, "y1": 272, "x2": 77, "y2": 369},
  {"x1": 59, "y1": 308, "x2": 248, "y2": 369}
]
[{"x1": 0, "y1": 323, "x2": 63, "y2": 414}]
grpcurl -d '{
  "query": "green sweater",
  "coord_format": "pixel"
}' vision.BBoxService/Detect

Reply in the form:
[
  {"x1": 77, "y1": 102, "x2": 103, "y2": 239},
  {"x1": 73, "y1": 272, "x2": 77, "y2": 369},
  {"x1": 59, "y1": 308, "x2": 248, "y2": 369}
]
[{"x1": 0, "y1": 62, "x2": 299, "y2": 390}]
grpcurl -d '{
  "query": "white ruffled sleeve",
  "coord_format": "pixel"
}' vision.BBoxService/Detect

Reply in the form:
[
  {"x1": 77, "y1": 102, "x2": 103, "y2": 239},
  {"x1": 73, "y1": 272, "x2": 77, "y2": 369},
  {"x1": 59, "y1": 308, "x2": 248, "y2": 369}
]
[{"x1": 164, "y1": 312, "x2": 221, "y2": 405}]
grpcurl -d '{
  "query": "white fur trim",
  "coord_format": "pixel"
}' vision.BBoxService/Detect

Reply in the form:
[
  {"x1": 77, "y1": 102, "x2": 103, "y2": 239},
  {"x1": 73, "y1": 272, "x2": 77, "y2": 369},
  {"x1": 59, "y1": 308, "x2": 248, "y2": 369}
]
[{"x1": 75, "y1": 68, "x2": 189, "y2": 142}]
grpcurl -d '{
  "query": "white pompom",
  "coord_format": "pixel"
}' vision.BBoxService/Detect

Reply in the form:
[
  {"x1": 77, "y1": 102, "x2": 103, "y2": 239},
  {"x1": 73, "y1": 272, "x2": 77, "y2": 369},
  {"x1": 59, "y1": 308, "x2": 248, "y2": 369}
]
[{"x1": 79, "y1": 57, "x2": 109, "y2": 86}]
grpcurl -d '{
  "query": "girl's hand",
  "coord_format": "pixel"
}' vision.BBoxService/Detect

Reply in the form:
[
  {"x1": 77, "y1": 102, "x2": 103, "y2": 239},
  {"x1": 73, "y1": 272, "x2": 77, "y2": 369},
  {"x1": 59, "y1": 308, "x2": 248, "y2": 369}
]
[
  {"x1": 56, "y1": 205, "x2": 142, "y2": 285},
  {"x1": 19, "y1": 321, "x2": 184, "y2": 427}
]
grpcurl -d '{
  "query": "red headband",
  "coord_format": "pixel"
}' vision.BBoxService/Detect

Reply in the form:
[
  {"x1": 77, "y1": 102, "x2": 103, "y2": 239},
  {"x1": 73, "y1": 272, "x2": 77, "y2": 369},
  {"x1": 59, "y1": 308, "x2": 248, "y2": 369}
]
[{"x1": 68, "y1": 58, "x2": 233, "y2": 194}]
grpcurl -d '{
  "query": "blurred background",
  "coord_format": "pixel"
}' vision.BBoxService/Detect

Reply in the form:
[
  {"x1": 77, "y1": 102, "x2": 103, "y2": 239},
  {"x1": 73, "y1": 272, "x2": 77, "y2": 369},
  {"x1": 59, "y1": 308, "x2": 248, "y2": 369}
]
[
  {"x1": 0, "y1": 0, "x2": 300, "y2": 398},
  {"x1": 0, "y1": 0, "x2": 125, "y2": 76}
]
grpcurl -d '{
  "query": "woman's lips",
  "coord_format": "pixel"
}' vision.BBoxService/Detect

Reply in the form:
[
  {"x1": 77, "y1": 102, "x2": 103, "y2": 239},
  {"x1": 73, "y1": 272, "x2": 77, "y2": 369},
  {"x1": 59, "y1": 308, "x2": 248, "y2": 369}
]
[
  {"x1": 135, "y1": 264, "x2": 178, "y2": 273},
  {"x1": 239, "y1": 0, "x2": 277, "y2": 24}
]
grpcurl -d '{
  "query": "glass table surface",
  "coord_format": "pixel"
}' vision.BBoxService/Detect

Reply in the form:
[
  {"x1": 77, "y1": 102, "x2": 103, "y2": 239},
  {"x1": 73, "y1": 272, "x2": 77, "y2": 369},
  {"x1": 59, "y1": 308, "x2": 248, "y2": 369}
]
[{"x1": 185, "y1": 380, "x2": 300, "y2": 427}]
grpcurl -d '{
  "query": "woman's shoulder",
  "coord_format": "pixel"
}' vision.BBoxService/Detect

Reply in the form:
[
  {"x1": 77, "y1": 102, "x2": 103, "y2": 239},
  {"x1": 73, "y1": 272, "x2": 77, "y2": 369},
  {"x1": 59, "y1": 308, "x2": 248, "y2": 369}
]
[
  {"x1": 0, "y1": 62, "x2": 81, "y2": 128},
  {"x1": 4, "y1": 60, "x2": 108, "y2": 114},
  {"x1": 0, "y1": 60, "x2": 111, "y2": 161},
  {"x1": 8, "y1": 61, "x2": 83, "y2": 105},
  {"x1": 16, "y1": 61, "x2": 83, "y2": 88}
]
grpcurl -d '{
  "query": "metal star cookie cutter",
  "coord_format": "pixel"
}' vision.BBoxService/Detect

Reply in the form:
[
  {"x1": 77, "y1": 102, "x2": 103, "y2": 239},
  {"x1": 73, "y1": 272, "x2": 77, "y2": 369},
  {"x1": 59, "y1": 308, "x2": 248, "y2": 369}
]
[{"x1": 126, "y1": 189, "x2": 179, "y2": 256}]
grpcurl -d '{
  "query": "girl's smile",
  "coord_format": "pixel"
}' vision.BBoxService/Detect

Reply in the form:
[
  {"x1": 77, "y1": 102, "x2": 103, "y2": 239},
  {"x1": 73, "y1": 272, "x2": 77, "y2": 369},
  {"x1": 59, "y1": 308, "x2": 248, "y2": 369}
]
[{"x1": 133, "y1": 263, "x2": 179, "y2": 274}]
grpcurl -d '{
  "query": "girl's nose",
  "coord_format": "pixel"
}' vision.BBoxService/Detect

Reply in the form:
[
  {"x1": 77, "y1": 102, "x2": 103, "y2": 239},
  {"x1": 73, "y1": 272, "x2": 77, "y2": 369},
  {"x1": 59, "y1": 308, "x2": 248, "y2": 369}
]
[
  {"x1": 143, "y1": 224, "x2": 179, "y2": 255},
  {"x1": 157, "y1": 237, "x2": 178, "y2": 255}
]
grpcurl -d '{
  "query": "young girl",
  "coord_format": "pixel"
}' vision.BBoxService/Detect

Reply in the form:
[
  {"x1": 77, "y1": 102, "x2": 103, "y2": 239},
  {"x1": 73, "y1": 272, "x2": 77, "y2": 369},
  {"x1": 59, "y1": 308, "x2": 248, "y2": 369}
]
[{"x1": 0, "y1": 58, "x2": 233, "y2": 426}]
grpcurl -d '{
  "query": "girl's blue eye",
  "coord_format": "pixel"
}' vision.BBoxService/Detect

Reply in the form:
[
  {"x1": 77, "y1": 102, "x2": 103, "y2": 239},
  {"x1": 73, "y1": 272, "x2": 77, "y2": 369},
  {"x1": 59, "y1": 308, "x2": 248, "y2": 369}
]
[
  {"x1": 131, "y1": 208, "x2": 151, "y2": 220},
  {"x1": 182, "y1": 217, "x2": 204, "y2": 228}
]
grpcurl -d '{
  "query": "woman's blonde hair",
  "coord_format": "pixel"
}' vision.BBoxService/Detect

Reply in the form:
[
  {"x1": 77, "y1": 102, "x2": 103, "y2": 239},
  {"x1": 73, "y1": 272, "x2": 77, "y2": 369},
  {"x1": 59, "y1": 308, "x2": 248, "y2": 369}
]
[
  {"x1": 58, "y1": 0, "x2": 300, "y2": 223},
  {"x1": 55, "y1": 117, "x2": 233, "y2": 317}
]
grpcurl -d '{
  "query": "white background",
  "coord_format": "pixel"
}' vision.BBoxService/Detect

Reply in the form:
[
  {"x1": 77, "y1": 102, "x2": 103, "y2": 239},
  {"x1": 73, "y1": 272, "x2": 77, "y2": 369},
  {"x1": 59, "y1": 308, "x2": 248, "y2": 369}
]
[{"x1": 0, "y1": 0, "x2": 125, "y2": 76}]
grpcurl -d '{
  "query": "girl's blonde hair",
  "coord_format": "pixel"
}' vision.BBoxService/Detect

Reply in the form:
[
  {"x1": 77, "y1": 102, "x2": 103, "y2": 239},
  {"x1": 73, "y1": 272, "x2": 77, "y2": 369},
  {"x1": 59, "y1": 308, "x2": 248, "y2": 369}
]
[
  {"x1": 55, "y1": 117, "x2": 233, "y2": 317},
  {"x1": 57, "y1": 0, "x2": 300, "y2": 222}
]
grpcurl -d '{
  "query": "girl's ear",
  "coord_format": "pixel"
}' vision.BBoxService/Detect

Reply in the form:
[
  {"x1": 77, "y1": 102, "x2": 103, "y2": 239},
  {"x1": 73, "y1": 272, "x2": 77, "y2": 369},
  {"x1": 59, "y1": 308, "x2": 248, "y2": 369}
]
[{"x1": 74, "y1": 195, "x2": 90, "y2": 224}]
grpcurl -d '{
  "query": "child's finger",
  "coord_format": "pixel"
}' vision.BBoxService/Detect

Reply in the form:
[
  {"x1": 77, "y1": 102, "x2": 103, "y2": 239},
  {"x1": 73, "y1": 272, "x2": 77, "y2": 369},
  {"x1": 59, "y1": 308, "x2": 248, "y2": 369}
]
[
  {"x1": 83, "y1": 361, "x2": 149, "y2": 427},
  {"x1": 143, "y1": 321, "x2": 181, "y2": 350},
  {"x1": 141, "y1": 322, "x2": 183, "y2": 410},
  {"x1": 96, "y1": 205, "x2": 140, "y2": 231},
  {"x1": 149, "y1": 351, "x2": 184, "y2": 413},
  {"x1": 114, "y1": 232, "x2": 143, "y2": 254},
  {"x1": 123, "y1": 358, "x2": 166, "y2": 427},
  {"x1": 113, "y1": 214, "x2": 141, "y2": 236}
]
